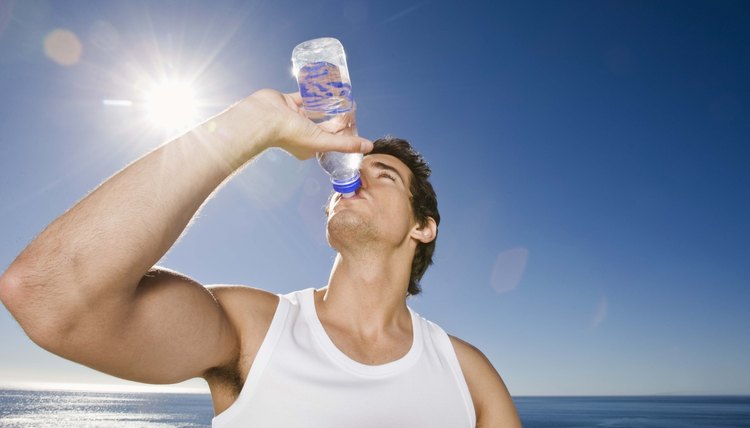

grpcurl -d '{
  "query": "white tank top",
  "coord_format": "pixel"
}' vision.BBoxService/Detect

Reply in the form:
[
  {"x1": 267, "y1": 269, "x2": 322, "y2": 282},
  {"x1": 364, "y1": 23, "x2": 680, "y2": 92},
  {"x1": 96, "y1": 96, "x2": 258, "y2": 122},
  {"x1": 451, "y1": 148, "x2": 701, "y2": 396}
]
[{"x1": 212, "y1": 288, "x2": 476, "y2": 427}]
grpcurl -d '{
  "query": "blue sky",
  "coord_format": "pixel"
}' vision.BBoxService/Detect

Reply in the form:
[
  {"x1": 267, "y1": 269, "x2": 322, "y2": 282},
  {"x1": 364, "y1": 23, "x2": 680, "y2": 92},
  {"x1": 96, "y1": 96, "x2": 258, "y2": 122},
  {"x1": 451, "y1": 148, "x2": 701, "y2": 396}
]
[{"x1": 1, "y1": 0, "x2": 749, "y2": 395}]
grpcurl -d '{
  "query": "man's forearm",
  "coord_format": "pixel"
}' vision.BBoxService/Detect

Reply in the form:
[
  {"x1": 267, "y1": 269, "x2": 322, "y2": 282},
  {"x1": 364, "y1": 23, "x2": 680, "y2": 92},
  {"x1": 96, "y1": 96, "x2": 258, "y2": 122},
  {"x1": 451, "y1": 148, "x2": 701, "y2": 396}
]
[
  {"x1": 0, "y1": 98, "x2": 268, "y2": 326},
  {"x1": 0, "y1": 88, "x2": 372, "y2": 344}
]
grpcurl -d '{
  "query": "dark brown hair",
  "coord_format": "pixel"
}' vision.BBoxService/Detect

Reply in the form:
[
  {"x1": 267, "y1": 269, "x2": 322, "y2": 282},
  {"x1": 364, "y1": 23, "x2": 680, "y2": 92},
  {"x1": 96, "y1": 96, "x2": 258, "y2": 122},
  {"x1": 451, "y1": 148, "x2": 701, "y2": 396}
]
[{"x1": 367, "y1": 136, "x2": 440, "y2": 296}]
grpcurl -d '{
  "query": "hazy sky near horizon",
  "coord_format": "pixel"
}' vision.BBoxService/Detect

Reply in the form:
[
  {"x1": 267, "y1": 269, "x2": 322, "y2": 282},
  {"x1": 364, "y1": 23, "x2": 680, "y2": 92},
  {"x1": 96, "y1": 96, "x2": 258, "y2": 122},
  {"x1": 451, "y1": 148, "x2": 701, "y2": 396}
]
[{"x1": 1, "y1": 0, "x2": 749, "y2": 396}]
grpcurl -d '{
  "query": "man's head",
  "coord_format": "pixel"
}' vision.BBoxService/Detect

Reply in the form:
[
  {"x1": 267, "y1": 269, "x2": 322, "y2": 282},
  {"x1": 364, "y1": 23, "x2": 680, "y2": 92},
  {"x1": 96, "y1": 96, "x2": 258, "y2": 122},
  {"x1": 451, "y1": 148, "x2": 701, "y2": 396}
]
[{"x1": 326, "y1": 136, "x2": 440, "y2": 296}]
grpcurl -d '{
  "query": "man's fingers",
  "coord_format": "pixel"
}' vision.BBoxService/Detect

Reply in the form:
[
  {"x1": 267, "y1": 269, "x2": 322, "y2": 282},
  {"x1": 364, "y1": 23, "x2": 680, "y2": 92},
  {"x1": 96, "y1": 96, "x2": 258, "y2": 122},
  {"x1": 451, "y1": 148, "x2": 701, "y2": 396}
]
[
  {"x1": 355, "y1": 138, "x2": 374, "y2": 153},
  {"x1": 315, "y1": 134, "x2": 373, "y2": 154},
  {"x1": 277, "y1": 90, "x2": 372, "y2": 155}
]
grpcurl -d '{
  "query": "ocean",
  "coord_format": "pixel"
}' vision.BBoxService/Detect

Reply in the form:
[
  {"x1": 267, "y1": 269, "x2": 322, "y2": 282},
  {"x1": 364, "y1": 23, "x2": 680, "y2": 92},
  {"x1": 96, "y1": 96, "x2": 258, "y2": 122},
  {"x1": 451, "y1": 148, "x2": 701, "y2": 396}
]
[
  {"x1": 1, "y1": 389, "x2": 749, "y2": 427},
  {"x1": 0, "y1": 389, "x2": 213, "y2": 427},
  {"x1": 515, "y1": 396, "x2": 750, "y2": 427}
]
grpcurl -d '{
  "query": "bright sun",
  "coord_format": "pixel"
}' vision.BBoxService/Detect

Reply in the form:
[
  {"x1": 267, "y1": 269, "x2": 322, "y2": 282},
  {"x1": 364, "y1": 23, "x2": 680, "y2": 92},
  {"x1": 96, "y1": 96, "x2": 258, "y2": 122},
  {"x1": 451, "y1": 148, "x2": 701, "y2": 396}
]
[{"x1": 143, "y1": 79, "x2": 198, "y2": 131}]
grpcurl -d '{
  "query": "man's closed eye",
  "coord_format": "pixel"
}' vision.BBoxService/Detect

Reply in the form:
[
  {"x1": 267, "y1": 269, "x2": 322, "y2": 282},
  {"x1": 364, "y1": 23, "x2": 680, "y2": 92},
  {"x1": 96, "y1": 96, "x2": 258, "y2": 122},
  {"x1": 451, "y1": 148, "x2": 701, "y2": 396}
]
[{"x1": 378, "y1": 172, "x2": 396, "y2": 181}]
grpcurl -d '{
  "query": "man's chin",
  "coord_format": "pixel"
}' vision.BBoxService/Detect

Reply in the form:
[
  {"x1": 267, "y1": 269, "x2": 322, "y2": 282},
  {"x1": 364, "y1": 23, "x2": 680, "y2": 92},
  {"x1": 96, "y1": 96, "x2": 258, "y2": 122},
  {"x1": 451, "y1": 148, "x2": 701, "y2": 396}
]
[{"x1": 326, "y1": 211, "x2": 376, "y2": 249}]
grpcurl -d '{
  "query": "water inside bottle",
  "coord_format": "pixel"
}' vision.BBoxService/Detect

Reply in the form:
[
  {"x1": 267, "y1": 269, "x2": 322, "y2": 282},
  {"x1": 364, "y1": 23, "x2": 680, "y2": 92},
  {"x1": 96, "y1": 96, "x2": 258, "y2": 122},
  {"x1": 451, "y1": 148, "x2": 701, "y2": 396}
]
[
  {"x1": 317, "y1": 151, "x2": 363, "y2": 182},
  {"x1": 297, "y1": 61, "x2": 354, "y2": 124}
]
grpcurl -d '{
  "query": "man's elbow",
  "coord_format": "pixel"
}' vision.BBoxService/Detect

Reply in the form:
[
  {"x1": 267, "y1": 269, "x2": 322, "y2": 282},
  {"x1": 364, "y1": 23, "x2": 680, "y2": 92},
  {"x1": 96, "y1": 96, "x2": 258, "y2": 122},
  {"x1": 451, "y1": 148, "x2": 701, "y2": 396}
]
[
  {"x1": 0, "y1": 265, "x2": 26, "y2": 316},
  {"x1": 0, "y1": 265, "x2": 77, "y2": 352}
]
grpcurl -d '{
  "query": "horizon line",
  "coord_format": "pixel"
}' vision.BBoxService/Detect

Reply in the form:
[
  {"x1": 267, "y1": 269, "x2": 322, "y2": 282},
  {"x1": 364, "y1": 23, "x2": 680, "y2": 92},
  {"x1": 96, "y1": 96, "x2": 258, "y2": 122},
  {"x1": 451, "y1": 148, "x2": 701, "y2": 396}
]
[{"x1": 1, "y1": 382, "x2": 748, "y2": 397}]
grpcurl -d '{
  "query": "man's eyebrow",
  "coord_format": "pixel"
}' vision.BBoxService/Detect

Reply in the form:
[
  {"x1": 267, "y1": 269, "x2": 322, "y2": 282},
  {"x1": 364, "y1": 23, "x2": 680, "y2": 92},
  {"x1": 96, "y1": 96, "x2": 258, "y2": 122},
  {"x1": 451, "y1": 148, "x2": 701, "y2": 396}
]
[{"x1": 370, "y1": 160, "x2": 405, "y2": 183}]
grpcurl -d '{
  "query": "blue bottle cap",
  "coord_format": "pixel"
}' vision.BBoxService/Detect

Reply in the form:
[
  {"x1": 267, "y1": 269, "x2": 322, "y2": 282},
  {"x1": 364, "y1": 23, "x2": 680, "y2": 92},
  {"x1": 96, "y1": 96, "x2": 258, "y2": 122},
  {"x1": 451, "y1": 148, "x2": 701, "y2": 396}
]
[{"x1": 332, "y1": 175, "x2": 361, "y2": 196}]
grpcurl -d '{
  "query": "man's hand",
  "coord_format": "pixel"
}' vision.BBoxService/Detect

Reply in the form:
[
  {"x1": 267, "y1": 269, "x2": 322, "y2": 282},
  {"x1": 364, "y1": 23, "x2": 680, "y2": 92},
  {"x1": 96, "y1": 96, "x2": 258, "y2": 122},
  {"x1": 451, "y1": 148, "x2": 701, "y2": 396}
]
[{"x1": 247, "y1": 89, "x2": 371, "y2": 160}]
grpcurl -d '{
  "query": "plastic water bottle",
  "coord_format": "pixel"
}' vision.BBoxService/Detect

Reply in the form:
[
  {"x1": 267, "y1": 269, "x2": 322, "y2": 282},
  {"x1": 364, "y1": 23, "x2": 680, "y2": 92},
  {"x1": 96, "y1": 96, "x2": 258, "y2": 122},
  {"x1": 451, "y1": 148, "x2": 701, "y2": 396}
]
[{"x1": 292, "y1": 37, "x2": 361, "y2": 198}]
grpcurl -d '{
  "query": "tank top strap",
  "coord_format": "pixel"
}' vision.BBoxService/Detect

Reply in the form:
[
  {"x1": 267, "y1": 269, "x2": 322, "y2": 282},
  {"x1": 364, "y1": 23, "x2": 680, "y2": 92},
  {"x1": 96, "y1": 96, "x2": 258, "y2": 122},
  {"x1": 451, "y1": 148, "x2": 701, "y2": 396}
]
[{"x1": 419, "y1": 318, "x2": 478, "y2": 426}]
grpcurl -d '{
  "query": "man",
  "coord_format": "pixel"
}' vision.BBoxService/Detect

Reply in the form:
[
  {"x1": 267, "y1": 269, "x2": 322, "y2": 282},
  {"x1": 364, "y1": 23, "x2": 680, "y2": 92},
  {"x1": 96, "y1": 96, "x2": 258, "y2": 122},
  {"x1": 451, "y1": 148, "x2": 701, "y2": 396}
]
[{"x1": 0, "y1": 89, "x2": 521, "y2": 427}]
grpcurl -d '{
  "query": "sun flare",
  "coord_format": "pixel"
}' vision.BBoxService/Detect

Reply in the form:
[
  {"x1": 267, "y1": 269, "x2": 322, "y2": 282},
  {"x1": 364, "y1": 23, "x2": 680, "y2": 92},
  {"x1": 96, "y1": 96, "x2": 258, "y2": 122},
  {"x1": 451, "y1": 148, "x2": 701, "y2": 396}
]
[{"x1": 143, "y1": 79, "x2": 198, "y2": 131}]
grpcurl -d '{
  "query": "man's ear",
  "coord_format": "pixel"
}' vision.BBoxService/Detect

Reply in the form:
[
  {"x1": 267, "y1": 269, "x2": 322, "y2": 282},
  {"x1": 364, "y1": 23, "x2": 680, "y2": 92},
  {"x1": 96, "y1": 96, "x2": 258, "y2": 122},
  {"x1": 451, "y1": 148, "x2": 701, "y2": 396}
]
[{"x1": 411, "y1": 217, "x2": 437, "y2": 244}]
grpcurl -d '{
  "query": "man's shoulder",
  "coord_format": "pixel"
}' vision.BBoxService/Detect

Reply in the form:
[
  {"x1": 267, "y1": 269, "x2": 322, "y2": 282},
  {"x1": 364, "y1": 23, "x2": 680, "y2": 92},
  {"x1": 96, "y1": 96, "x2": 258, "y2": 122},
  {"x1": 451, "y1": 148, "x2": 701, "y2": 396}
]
[
  {"x1": 207, "y1": 285, "x2": 280, "y2": 337},
  {"x1": 448, "y1": 334, "x2": 489, "y2": 362},
  {"x1": 448, "y1": 335, "x2": 493, "y2": 371},
  {"x1": 447, "y1": 335, "x2": 500, "y2": 406},
  {"x1": 207, "y1": 284, "x2": 279, "y2": 305},
  {"x1": 448, "y1": 334, "x2": 522, "y2": 427}
]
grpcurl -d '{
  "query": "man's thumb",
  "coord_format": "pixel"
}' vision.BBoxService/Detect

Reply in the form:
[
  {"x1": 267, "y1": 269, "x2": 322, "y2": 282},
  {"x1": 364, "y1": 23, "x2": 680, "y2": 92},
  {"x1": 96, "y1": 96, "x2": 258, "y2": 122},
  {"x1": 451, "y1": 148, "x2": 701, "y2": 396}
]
[{"x1": 315, "y1": 133, "x2": 373, "y2": 154}]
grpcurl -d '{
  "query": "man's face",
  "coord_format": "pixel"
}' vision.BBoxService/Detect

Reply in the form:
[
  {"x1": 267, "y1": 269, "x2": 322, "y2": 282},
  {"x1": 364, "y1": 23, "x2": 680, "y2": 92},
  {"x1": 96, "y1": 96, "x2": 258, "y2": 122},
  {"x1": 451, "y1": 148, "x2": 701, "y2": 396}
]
[{"x1": 326, "y1": 154, "x2": 416, "y2": 249}]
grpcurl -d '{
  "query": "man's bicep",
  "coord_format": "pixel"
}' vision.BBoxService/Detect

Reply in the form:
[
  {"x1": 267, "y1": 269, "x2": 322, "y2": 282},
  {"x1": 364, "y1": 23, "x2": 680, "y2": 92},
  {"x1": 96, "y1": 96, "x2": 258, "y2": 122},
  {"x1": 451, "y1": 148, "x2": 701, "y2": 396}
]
[
  {"x1": 58, "y1": 267, "x2": 239, "y2": 385},
  {"x1": 450, "y1": 335, "x2": 522, "y2": 428}
]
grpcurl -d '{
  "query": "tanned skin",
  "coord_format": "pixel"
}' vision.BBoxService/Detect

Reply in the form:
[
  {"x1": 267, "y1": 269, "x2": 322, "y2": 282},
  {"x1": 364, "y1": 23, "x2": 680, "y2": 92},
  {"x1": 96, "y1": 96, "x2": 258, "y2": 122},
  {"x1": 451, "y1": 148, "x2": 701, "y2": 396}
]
[{"x1": 0, "y1": 89, "x2": 521, "y2": 427}]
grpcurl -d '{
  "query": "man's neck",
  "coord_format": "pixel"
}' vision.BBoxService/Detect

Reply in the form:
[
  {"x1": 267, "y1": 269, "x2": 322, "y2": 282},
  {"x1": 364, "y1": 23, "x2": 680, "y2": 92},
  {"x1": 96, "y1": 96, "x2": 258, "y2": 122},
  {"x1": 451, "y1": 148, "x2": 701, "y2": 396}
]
[{"x1": 318, "y1": 248, "x2": 413, "y2": 336}]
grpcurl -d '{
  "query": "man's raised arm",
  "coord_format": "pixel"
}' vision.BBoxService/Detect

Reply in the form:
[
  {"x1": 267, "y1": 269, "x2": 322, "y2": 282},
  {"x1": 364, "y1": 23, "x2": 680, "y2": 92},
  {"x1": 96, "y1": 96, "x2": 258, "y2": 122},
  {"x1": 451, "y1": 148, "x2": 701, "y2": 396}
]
[{"x1": 0, "y1": 89, "x2": 371, "y2": 384}]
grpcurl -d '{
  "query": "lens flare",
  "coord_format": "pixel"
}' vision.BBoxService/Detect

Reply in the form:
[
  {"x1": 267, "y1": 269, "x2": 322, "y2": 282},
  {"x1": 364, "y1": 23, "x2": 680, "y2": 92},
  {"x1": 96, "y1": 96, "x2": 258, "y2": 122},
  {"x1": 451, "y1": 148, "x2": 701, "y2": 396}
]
[
  {"x1": 88, "y1": 20, "x2": 119, "y2": 52},
  {"x1": 590, "y1": 296, "x2": 608, "y2": 329},
  {"x1": 43, "y1": 28, "x2": 82, "y2": 66},
  {"x1": 0, "y1": 1, "x2": 12, "y2": 37},
  {"x1": 491, "y1": 247, "x2": 529, "y2": 294}
]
